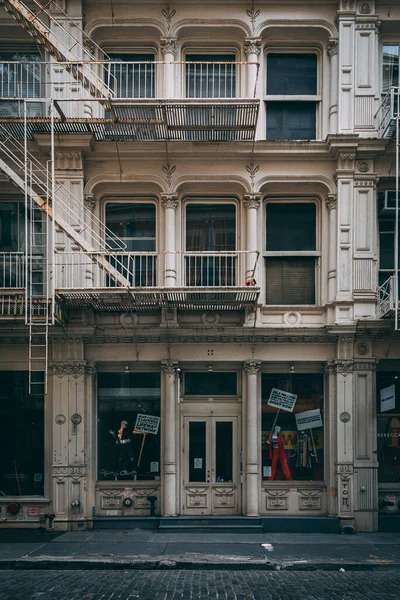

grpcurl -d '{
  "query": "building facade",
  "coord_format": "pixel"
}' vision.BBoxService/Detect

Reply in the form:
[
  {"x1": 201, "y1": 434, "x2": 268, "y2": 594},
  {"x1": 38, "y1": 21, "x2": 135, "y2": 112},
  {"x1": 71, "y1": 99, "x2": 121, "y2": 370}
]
[{"x1": 0, "y1": 0, "x2": 399, "y2": 532}]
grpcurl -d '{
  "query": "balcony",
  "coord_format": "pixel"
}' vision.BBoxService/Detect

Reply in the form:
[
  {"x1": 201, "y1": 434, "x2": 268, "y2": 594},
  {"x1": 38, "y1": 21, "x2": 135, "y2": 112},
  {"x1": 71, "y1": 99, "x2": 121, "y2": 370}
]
[
  {"x1": 377, "y1": 87, "x2": 399, "y2": 139},
  {"x1": 0, "y1": 60, "x2": 259, "y2": 141}
]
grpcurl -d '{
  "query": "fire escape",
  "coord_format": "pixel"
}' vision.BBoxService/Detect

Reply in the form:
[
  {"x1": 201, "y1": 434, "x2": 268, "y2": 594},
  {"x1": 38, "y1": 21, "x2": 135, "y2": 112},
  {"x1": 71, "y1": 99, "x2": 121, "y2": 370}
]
[
  {"x1": 0, "y1": 0, "x2": 260, "y2": 393},
  {"x1": 377, "y1": 87, "x2": 400, "y2": 325}
]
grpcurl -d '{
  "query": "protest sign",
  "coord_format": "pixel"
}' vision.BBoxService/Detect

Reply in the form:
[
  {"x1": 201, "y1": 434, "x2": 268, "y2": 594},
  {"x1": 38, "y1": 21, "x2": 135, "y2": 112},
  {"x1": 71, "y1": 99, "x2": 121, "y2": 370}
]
[
  {"x1": 295, "y1": 409, "x2": 323, "y2": 431},
  {"x1": 267, "y1": 388, "x2": 297, "y2": 412},
  {"x1": 134, "y1": 414, "x2": 160, "y2": 435}
]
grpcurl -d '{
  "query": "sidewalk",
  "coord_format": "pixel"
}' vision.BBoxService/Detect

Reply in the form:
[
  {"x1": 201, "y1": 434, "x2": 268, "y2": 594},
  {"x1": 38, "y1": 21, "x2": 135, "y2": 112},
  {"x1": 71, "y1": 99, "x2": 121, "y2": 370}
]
[{"x1": 0, "y1": 529, "x2": 399, "y2": 571}]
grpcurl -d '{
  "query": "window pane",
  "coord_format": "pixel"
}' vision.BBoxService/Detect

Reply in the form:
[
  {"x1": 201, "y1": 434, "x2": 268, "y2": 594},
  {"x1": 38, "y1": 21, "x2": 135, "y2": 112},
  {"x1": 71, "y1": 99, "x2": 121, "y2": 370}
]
[
  {"x1": 185, "y1": 372, "x2": 237, "y2": 395},
  {"x1": 215, "y1": 422, "x2": 233, "y2": 482},
  {"x1": 267, "y1": 54, "x2": 317, "y2": 95},
  {"x1": 109, "y1": 53, "x2": 155, "y2": 98},
  {"x1": 267, "y1": 102, "x2": 316, "y2": 140},
  {"x1": 383, "y1": 45, "x2": 399, "y2": 94},
  {"x1": 0, "y1": 372, "x2": 44, "y2": 495},
  {"x1": 262, "y1": 374, "x2": 324, "y2": 482},
  {"x1": 266, "y1": 257, "x2": 315, "y2": 305},
  {"x1": 186, "y1": 204, "x2": 236, "y2": 251},
  {"x1": 380, "y1": 232, "x2": 395, "y2": 270},
  {"x1": 266, "y1": 203, "x2": 316, "y2": 251},
  {"x1": 98, "y1": 372, "x2": 161, "y2": 481},
  {"x1": 106, "y1": 203, "x2": 156, "y2": 251},
  {"x1": 186, "y1": 54, "x2": 236, "y2": 98},
  {"x1": 189, "y1": 421, "x2": 206, "y2": 482}
]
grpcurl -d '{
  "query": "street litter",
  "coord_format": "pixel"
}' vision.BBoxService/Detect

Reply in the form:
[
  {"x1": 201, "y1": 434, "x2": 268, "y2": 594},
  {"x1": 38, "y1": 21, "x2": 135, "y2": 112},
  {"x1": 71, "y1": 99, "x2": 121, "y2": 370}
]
[{"x1": 261, "y1": 543, "x2": 275, "y2": 552}]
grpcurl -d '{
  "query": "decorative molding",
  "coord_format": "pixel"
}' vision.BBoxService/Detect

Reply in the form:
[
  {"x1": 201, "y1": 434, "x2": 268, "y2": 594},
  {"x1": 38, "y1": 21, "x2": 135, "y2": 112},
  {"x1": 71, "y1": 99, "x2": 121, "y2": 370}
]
[
  {"x1": 243, "y1": 193, "x2": 261, "y2": 210},
  {"x1": 324, "y1": 360, "x2": 353, "y2": 376},
  {"x1": 327, "y1": 38, "x2": 338, "y2": 57},
  {"x1": 298, "y1": 489, "x2": 322, "y2": 511},
  {"x1": 245, "y1": 163, "x2": 259, "y2": 191},
  {"x1": 265, "y1": 489, "x2": 288, "y2": 511},
  {"x1": 354, "y1": 177, "x2": 377, "y2": 188},
  {"x1": 243, "y1": 359, "x2": 261, "y2": 375},
  {"x1": 359, "y1": 2, "x2": 371, "y2": 13},
  {"x1": 356, "y1": 343, "x2": 369, "y2": 356},
  {"x1": 161, "y1": 193, "x2": 179, "y2": 210},
  {"x1": 161, "y1": 6, "x2": 176, "y2": 34},
  {"x1": 84, "y1": 194, "x2": 96, "y2": 211},
  {"x1": 160, "y1": 37, "x2": 177, "y2": 57},
  {"x1": 162, "y1": 163, "x2": 177, "y2": 189},
  {"x1": 246, "y1": 6, "x2": 260, "y2": 35},
  {"x1": 340, "y1": 412, "x2": 351, "y2": 423},
  {"x1": 353, "y1": 361, "x2": 377, "y2": 371},
  {"x1": 326, "y1": 193, "x2": 337, "y2": 211},
  {"x1": 244, "y1": 38, "x2": 262, "y2": 57},
  {"x1": 357, "y1": 161, "x2": 370, "y2": 173},
  {"x1": 337, "y1": 463, "x2": 354, "y2": 475},
  {"x1": 54, "y1": 151, "x2": 82, "y2": 171},
  {"x1": 55, "y1": 414, "x2": 66, "y2": 425},
  {"x1": 161, "y1": 360, "x2": 179, "y2": 374},
  {"x1": 49, "y1": 361, "x2": 94, "y2": 378}
]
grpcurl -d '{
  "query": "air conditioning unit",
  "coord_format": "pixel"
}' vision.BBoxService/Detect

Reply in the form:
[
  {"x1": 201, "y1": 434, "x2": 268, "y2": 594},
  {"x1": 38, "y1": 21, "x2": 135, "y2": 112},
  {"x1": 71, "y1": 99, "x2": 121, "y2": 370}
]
[{"x1": 380, "y1": 190, "x2": 398, "y2": 215}]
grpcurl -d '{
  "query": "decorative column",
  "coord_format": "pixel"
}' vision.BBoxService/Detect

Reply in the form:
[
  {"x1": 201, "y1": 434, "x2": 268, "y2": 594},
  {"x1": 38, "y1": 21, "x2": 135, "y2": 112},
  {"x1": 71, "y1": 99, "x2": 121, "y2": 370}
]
[
  {"x1": 161, "y1": 194, "x2": 178, "y2": 287},
  {"x1": 244, "y1": 359, "x2": 261, "y2": 516},
  {"x1": 244, "y1": 193, "x2": 261, "y2": 283},
  {"x1": 160, "y1": 37, "x2": 177, "y2": 99},
  {"x1": 327, "y1": 38, "x2": 339, "y2": 134},
  {"x1": 244, "y1": 38, "x2": 261, "y2": 98},
  {"x1": 162, "y1": 360, "x2": 178, "y2": 516},
  {"x1": 326, "y1": 193, "x2": 338, "y2": 304}
]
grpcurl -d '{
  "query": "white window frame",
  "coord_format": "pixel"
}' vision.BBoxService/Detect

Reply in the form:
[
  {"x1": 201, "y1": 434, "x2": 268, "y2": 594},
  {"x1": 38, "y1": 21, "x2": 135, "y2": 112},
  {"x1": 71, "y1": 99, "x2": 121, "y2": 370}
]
[{"x1": 181, "y1": 47, "x2": 242, "y2": 98}]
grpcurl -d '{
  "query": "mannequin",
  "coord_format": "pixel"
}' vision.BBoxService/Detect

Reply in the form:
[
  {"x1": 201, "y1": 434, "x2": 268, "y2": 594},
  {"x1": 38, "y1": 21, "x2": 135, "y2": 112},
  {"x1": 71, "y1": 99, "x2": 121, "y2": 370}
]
[
  {"x1": 268, "y1": 425, "x2": 292, "y2": 481},
  {"x1": 109, "y1": 420, "x2": 136, "y2": 475},
  {"x1": 291, "y1": 431, "x2": 316, "y2": 480}
]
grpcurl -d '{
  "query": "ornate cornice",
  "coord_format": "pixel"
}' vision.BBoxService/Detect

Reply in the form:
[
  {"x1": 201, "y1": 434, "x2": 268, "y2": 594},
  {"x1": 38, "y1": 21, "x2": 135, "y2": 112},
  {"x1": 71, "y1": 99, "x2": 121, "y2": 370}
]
[
  {"x1": 243, "y1": 359, "x2": 261, "y2": 374},
  {"x1": 161, "y1": 194, "x2": 179, "y2": 210},
  {"x1": 327, "y1": 38, "x2": 338, "y2": 58},
  {"x1": 326, "y1": 193, "x2": 337, "y2": 211},
  {"x1": 160, "y1": 37, "x2": 177, "y2": 57},
  {"x1": 244, "y1": 38, "x2": 262, "y2": 57},
  {"x1": 243, "y1": 193, "x2": 261, "y2": 211},
  {"x1": 324, "y1": 360, "x2": 353, "y2": 376},
  {"x1": 161, "y1": 360, "x2": 179, "y2": 374},
  {"x1": 49, "y1": 361, "x2": 96, "y2": 378},
  {"x1": 54, "y1": 151, "x2": 82, "y2": 171}
]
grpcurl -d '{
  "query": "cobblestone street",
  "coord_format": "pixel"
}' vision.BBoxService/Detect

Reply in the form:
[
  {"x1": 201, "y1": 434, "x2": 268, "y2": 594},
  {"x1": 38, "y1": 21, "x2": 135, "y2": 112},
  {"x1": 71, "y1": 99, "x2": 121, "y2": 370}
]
[{"x1": 0, "y1": 569, "x2": 398, "y2": 600}]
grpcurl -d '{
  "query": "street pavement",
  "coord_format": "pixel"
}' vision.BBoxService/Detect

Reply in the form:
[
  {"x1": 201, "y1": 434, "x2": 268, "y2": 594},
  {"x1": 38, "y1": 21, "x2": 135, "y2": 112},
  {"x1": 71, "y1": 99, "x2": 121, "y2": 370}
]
[
  {"x1": 0, "y1": 568, "x2": 399, "y2": 599},
  {"x1": 0, "y1": 529, "x2": 399, "y2": 570}
]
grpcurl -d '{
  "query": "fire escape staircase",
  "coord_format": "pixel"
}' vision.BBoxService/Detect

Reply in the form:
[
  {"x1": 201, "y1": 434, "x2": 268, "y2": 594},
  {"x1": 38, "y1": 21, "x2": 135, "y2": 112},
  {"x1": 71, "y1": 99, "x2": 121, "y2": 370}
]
[{"x1": 0, "y1": 0, "x2": 113, "y2": 103}]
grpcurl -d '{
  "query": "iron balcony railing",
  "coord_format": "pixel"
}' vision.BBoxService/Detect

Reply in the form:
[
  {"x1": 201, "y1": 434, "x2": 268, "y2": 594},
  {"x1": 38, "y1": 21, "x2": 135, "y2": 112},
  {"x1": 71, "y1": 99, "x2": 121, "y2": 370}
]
[
  {"x1": 0, "y1": 251, "x2": 25, "y2": 288},
  {"x1": 377, "y1": 276, "x2": 395, "y2": 318},
  {"x1": 376, "y1": 87, "x2": 400, "y2": 138},
  {"x1": 184, "y1": 252, "x2": 239, "y2": 287}
]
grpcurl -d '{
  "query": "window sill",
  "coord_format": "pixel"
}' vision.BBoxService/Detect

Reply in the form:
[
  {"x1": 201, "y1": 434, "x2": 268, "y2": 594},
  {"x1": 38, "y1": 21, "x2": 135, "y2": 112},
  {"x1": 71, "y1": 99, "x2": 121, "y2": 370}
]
[
  {"x1": 0, "y1": 496, "x2": 50, "y2": 503},
  {"x1": 96, "y1": 480, "x2": 161, "y2": 488}
]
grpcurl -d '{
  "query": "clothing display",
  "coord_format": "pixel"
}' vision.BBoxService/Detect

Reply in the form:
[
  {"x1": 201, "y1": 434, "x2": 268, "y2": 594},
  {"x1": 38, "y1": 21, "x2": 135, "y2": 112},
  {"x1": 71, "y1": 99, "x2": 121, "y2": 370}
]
[
  {"x1": 268, "y1": 427, "x2": 292, "y2": 481},
  {"x1": 109, "y1": 421, "x2": 136, "y2": 474}
]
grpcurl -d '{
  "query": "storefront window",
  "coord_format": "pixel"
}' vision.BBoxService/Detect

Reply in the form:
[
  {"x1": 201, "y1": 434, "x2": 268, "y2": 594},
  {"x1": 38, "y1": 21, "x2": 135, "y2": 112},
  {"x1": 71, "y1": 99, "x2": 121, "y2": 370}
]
[
  {"x1": 184, "y1": 372, "x2": 237, "y2": 396},
  {"x1": 98, "y1": 372, "x2": 161, "y2": 481},
  {"x1": 377, "y1": 373, "x2": 400, "y2": 484},
  {"x1": 0, "y1": 371, "x2": 44, "y2": 496},
  {"x1": 262, "y1": 373, "x2": 324, "y2": 482}
]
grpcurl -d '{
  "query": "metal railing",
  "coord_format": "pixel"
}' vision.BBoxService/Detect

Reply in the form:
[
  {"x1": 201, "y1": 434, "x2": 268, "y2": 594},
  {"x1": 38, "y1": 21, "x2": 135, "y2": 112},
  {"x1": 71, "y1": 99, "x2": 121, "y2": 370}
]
[
  {"x1": 376, "y1": 87, "x2": 400, "y2": 138},
  {"x1": 377, "y1": 276, "x2": 395, "y2": 318},
  {"x1": 0, "y1": 251, "x2": 25, "y2": 287},
  {"x1": 184, "y1": 252, "x2": 239, "y2": 287}
]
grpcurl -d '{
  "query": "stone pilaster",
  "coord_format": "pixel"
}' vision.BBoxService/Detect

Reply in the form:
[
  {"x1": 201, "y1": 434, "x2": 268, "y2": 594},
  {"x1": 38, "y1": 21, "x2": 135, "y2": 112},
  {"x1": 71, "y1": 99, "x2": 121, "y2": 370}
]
[
  {"x1": 243, "y1": 193, "x2": 261, "y2": 284},
  {"x1": 160, "y1": 37, "x2": 177, "y2": 98},
  {"x1": 161, "y1": 360, "x2": 179, "y2": 516},
  {"x1": 161, "y1": 194, "x2": 178, "y2": 287},
  {"x1": 327, "y1": 38, "x2": 339, "y2": 133},
  {"x1": 244, "y1": 359, "x2": 261, "y2": 516}
]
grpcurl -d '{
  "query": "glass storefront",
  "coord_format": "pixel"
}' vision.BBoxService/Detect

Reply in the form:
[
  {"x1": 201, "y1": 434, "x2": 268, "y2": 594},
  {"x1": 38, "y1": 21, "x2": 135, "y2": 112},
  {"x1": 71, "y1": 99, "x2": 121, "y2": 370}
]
[
  {"x1": 262, "y1": 373, "x2": 324, "y2": 482},
  {"x1": 377, "y1": 373, "x2": 400, "y2": 484},
  {"x1": 98, "y1": 372, "x2": 161, "y2": 481},
  {"x1": 0, "y1": 371, "x2": 44, "y2": 496}
]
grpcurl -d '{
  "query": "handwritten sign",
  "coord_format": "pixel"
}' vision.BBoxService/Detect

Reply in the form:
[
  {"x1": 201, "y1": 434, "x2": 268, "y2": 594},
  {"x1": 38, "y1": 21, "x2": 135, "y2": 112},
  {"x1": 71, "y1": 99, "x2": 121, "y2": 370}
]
[
  {"x1": 267, "y1": 388, "x2": 297, "y2": 412},
  {"x1": 295, "y1": 409, "x2": 323, "y2": 431},
  {"x1": 134, "y1": 414, "x2": 160, "y2": 435}
]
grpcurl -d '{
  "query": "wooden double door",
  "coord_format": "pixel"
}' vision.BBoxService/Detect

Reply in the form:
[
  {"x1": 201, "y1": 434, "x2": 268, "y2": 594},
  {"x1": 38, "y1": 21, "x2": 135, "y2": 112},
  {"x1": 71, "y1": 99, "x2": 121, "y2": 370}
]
[{"x1": 181, "y1": 413, "x2": 241, "y2": 515}]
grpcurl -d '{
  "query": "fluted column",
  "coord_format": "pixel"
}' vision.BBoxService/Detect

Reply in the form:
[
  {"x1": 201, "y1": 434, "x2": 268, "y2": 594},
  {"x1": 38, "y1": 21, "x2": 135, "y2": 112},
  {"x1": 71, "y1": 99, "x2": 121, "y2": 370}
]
[
  {"x1": 244, "y1": 194, "x2": 261, "y2": 283},
  {"x1": 161, "y1": 194, "x2": 178, "y2": 287},
  {"x1": 161, "y1": 37, "x2": 177, "y2": 99},
  {"x1": 244, "y1": 359, "x2": 261, "y2": 516},
  {"x1": 162, "y1": 360, "x2": 178, "y2": 516},
  {"x1": 328, "y1": 38, "x2": 339, "y2": 134},
  {"x1": 244, "y1": 38, "x2": 261, "y2": 98},
  {"x1": 326, "y1": 193, "x2": 338, "y2": 303}
]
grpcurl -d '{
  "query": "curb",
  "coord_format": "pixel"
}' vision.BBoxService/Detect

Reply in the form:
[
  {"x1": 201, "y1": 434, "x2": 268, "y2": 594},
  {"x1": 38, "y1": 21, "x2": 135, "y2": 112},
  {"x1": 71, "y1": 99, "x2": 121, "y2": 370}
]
[{"x1": 0, "y1": 558, "x2": 399, "y2": 571}]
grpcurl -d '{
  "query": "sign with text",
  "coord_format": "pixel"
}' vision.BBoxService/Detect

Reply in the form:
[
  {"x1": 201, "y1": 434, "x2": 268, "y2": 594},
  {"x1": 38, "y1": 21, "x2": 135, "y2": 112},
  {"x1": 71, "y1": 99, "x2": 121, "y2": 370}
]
[
  {"x1": 267, "y1": 388, "x2": 297, "y2": 412},
  {"x1": 295, "y1": 409, "x2": 323, "y2": 431},
  {"x1": 380, "y1": 385, "x2": 396, "y2": 413},
  {"x1": 134, "y1": 414, "x2": 160, "y2": 435}
]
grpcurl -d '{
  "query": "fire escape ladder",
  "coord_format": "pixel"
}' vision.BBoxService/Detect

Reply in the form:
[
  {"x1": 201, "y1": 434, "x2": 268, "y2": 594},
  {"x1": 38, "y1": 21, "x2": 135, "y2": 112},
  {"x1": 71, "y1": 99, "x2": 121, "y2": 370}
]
[{"x1": 0, "y1": 0, "x2": 114, "y2": 101}]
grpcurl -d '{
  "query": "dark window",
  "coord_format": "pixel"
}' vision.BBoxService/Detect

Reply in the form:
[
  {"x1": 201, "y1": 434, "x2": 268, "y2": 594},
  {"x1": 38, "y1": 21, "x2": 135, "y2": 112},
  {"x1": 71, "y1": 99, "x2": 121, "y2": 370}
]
[
  {"x1": 382, "y1": 45, "x2": 399, "y2": 95},
  {"x1": 376, "y1": 372, "x2": 400, "y2": 484},
  {"x1": 0, "y1": 371, "x2": 44, "y2": 496},
  {"x1": 98, "y1": 372, "x2": 161, "y2": 481},
  {"x1": 215, "y1": 421, "x2": 233, "y2": 482},
  {"x1": 189, "y1": 421, "x2": 206, "y2": 482},
  {"x1": 265, "y1": 203, "x2": 317, "y2": 305},
  {"x1": 266, "y1": 53, "x2": 318, "y2": 140},
  {"x1": 262, "y1": 373, "x2": 324, "y2": 482},
  {"x1": 186, "y1": 54, "x2": 236, "y2": 98},
  {"x1": 105, "y1": 203, "x2": 156, "y2": 287},
  {"x1": 185, "y1": 372, "x2": 237, "y2": 396},
  {"x1": 109, "y1": 53, "x2": 155, "y2": 98},
  {"x1": 378, "y1": 216, "x2": 400, "y2": 291},
  {"x1": 185, "y1": 204, "x2": 236, "y2": 286}
]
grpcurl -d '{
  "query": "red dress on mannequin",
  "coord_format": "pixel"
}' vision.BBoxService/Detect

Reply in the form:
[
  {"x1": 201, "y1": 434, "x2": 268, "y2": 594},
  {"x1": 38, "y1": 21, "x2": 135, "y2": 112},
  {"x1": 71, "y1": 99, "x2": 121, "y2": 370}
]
[{"x1": 268, "y1": 431, "x2": 292, "y2": 481}]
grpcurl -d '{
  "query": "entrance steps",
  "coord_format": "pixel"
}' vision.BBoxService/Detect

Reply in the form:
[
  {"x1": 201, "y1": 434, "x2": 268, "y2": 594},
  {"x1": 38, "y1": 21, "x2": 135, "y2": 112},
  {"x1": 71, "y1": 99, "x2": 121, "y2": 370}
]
[{"x1": 159, "y1": 516, "x2": 263, "y2": 534}]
